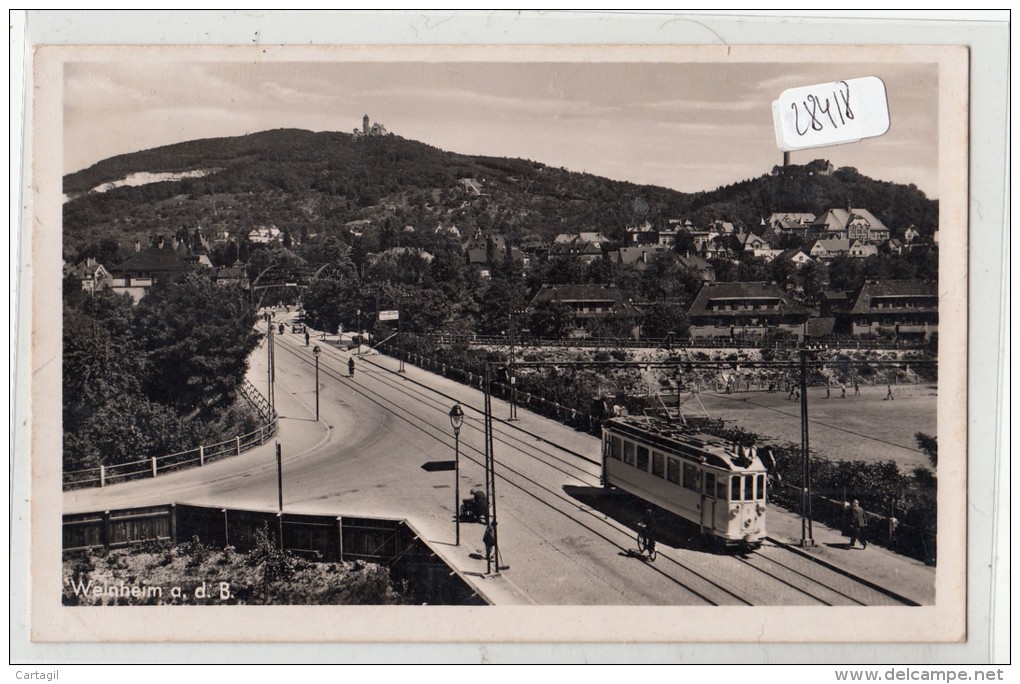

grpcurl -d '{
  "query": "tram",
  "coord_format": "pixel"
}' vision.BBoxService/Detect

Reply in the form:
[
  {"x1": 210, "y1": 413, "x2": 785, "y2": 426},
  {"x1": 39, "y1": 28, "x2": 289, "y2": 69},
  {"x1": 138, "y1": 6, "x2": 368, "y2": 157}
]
[{"x1": 601, "y1": 416, "x2": 768, "y2": 550}]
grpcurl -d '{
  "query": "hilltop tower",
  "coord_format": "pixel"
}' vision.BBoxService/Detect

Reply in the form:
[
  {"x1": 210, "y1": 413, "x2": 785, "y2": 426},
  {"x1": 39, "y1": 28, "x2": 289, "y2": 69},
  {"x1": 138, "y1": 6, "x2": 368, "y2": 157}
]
[{"x1": 363, "y1": 115, "x2": 370, "y2": 135}]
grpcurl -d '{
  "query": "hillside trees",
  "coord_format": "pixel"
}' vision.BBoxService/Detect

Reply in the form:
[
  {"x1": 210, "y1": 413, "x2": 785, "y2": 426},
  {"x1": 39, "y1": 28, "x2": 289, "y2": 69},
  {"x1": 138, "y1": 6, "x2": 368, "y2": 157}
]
[{"x1": 63, "y1": 276, "x2": 261, "y2": 473}]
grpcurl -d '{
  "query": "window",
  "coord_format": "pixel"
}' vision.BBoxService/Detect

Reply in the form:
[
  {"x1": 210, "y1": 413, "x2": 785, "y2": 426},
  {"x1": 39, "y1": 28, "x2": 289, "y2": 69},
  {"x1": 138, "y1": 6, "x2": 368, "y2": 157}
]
[
  {"x1": 666, "y1": 457, "x2": 681, "y2": 485},
  {"x1": 683, "y1": 463, "x2": 701, "y2": 492},
  {"x1": 717, "y1": 478, "x2": 728, "y2": 499},
  {"x1": 651, "y1": 452, "x2": 665, "y2": 478},
  {"x1": 623, "y1": 440, "x2": 634, "y2": 466},
  {"x1": 757, "y1": 474, "x2": 766, "y2": 501},
  {"x1": 730, "y1": 476, "x2": 741, "y2": 501},
  {"x1": 610, "y1": 436, "x2": 622, "y2": 460},
  {"x1": 744, "y1": 474, "x2": 754, "y2": 501},
  {"x1": 636, "y1": 445, "x2": 649, "y2": 472},
  {"x1": 704, "y1": 472, "x2": 716, "y2": 498}
]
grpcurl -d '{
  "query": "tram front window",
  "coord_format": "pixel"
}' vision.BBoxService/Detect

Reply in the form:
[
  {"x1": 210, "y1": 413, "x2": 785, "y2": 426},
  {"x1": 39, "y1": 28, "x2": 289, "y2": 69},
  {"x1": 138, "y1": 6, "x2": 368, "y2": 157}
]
[
  {"x1": 744, "y1": 474, "x2": 754, "y2": 501},
  {"x1": 757, "y1": 474, "x2": 765, "y2": 501},
  {"x1": 730, "y1": 476, "x2": 741, "y2": 501},
  {"x1": 704, "y1": 472, "x2": 716, "y2": 498}
]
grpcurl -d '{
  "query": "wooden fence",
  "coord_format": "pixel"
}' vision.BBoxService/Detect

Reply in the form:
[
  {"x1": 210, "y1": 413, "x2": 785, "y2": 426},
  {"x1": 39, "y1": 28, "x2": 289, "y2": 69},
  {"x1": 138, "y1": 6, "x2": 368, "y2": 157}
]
[
  {"x1": 62, "y1": 504, "x2": 485, "y2": 605},
  {"x1": 63, "y1": 379, "x2": 278, "y2": 490}
]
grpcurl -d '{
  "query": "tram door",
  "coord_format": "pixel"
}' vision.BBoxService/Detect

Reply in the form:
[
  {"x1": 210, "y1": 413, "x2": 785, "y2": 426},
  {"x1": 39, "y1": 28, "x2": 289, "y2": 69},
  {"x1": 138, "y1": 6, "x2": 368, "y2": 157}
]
[{"x1": 701, "y1": 471, "x2": 717, "y2": 535}]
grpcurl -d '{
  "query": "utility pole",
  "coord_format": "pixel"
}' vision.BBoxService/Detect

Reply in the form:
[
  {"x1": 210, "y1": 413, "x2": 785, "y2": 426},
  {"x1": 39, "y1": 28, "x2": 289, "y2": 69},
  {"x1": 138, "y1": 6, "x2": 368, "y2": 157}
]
[
  {"x1": 508, "y1": 308, "x2": 518, "y2": 421},
  {"x1": 799, "y1": 346, "x2": 815, "y2": 547},
  {"x1": 267, "y1": 315, "x2": 275, "y2": 411},
  {"x1": 276, "y1": 442, "x2": 284, "y2": 513},
  {"x1": 483, "y1": 364, "x2": 505, "y2": 575}
]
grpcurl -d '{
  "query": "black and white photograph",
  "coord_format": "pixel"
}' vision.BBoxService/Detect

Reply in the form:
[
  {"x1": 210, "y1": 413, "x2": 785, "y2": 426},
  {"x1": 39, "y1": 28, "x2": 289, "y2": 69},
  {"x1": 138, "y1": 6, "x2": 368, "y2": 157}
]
[{"x1": 16, "y1": 12, "x2": 1004, "y2": 659}]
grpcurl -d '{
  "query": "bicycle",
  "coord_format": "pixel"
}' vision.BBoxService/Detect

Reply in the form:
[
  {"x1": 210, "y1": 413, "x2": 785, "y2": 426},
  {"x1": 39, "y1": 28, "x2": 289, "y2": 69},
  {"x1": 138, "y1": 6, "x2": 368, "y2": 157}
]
[{"x1": 636, "y1": 524, "x2": 657, "y2": 561}]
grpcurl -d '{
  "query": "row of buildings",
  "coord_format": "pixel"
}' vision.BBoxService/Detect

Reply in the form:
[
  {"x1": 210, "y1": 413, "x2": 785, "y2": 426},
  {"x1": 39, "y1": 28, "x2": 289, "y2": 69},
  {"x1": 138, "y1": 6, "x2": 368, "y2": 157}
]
[{"x1": 528, "y1": 279, "x2": 938, "y2": 342}]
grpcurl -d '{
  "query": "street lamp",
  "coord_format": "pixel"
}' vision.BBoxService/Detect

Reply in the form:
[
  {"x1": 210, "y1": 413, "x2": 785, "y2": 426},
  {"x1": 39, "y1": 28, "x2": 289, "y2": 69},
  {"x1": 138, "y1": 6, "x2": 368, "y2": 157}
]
[
  {"x1": 313, "y1": 345, "x2": 322, "y2": 421},
  {"x1": 449, "y1": 403, "x2": 464, "y2": 546}
]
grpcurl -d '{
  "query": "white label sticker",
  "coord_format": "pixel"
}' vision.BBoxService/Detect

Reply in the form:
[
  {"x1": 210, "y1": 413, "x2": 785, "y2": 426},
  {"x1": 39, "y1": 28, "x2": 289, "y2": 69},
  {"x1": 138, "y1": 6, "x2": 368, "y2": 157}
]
[{"x1": 772, "y1": 76, "x2": 889, "y2": 152}]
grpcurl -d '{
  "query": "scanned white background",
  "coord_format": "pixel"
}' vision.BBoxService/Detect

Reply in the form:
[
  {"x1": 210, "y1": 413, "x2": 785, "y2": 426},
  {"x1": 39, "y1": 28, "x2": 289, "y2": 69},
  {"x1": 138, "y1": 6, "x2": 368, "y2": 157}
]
[{"x1": 10, "y1": 10, "x2": 1009, "y2": 666}]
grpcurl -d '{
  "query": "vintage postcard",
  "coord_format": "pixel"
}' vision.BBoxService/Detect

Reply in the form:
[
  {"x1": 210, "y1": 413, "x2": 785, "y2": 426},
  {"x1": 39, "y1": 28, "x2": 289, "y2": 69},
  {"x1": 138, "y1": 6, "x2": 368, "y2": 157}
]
[{"x1": 24, "y1": 37, "x2": 971, "y2": 648}]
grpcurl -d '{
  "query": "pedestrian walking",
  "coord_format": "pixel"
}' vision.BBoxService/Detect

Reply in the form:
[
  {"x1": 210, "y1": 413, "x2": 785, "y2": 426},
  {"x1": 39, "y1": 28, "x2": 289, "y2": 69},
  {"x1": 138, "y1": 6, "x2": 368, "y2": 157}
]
[
  {"x1": 854, "y1": 381, "x2": 860, "y2": 396},
  {"x1": 840, "y1": 383, "x2": 847, "y2": 399},
  {"x1": 885, "y1": 384, "x2": 894, "y2": 401},
  {"x1": 304, "y1": 330, "x2": 310, "y2": 347},
  {"x1": 825, "y1": 386, "x2": 831, "y2": 399},
  {"x1": 848, "y1": 499, "x2": 868, "y2": 549},
  {"x1": 483, "y1": 522, "x2": 496, "y2": 561}
]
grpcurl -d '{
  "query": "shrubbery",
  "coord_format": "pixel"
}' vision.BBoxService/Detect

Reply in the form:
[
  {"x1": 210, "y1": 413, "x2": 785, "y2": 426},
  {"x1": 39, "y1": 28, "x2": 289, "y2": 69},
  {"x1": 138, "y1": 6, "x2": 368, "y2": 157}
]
[{"x1": 62, "y1": 528, "x2": 409, "y2": 606}]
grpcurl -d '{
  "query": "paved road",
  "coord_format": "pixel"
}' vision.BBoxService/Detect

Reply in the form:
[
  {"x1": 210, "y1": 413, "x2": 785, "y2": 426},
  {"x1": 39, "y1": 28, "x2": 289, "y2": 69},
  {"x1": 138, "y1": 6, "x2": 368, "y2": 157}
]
[{"x1": 64, "y1": 317, "x2": 933, "y2": 607}]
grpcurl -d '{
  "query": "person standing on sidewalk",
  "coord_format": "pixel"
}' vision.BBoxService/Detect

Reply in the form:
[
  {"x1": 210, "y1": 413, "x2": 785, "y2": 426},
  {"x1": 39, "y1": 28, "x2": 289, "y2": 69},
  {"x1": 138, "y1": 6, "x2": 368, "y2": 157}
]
[{"x1": 849, "y1": 499, "x2": 868, "y2": 549}]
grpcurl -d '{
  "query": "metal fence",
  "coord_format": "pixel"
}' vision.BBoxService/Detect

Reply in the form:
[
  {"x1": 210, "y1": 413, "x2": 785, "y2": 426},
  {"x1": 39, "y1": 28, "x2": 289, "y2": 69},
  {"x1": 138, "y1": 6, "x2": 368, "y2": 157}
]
[
  {"x1": 770, "y1": 480, "x2": 936, "y2": 565},
  {"x1": 419, "y1": 332, "x2": 929, "y2": 352},
  {"x1": 62, "y1": 379, "x2": 278, "y2": 490}
]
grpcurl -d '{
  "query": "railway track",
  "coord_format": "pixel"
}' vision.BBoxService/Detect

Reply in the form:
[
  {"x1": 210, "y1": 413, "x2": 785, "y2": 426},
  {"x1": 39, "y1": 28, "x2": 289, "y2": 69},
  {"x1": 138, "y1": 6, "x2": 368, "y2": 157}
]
[{"x1": 273, "y1": 331, "x2": 917, "y2": 606}]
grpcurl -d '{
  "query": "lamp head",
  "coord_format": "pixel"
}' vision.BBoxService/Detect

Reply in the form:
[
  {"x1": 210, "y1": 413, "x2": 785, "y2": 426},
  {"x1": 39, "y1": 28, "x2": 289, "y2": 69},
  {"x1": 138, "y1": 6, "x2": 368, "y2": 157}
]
[
  {"x1": 313, "y1": 345, "x2": 321, "y2": 357},
  {"x1": 449, "y1": 404, "x2": 464, "y2": 433}
]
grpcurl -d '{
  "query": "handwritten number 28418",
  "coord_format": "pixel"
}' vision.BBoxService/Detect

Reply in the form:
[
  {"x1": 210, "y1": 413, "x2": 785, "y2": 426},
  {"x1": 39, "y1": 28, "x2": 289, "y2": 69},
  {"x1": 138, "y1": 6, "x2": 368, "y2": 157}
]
[{"x1": 791, "y1": 80, "x2": 854, "y2": 136}]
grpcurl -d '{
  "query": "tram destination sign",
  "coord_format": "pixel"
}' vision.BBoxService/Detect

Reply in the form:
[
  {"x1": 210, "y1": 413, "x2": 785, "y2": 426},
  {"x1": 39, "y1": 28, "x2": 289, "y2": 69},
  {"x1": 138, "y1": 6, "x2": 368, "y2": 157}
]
[{"x1": 378, "y1": 310, "x2": 399, "y2": 321}]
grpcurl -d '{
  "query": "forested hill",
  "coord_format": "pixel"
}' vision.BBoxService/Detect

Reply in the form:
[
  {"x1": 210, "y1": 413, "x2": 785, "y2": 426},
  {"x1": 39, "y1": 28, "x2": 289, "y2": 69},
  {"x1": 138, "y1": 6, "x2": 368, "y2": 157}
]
[{"x1": 62, "y1": 128, "x2": 937, "y2": 261}]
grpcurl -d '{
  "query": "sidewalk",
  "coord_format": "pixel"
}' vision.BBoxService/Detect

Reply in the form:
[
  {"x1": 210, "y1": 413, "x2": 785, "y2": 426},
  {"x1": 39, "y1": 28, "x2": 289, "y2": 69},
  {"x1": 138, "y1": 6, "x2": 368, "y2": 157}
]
[{"x1": 765, "y1": 506, "x2": 935, "y2": 605}]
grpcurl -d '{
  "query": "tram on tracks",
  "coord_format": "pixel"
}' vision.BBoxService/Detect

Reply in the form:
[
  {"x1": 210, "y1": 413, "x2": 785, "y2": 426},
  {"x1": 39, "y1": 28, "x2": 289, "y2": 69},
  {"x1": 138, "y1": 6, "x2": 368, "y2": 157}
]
[{"x1": 601, "y1": 416, "x2": 768, "y2": 550}]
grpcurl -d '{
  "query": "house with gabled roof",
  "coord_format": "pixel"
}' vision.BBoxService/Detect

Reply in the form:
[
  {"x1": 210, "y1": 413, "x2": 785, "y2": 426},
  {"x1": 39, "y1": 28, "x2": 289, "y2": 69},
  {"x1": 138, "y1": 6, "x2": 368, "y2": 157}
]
[
  {"x1": 809, "y1": 238, "x2": 851, "y2": 260},
  {"x1": 838, "y1": 280, "x2": 938, "y2": 340},
  {"x1": 549, "y1": 233, "x2": 607, "y2": 264},
  {"x1": 687, "y1": 281, "x2": 810, "y2": 340},
  {"x1": 776, "y1": 248, "x2": 814, "y2": 268},
  {"x1": 848, "y1": 240, "x2": 878, "y2": 259},
  {"x1": 810, "y1": 207, "x2": 890, "y2": 243},
  {"x1": 66, "y1": 257, "x2": 113, "y2": 296},
  {"x1": 767, "y1": 212, "x2": 816, "y2": 234},
  {"x1": 107, "y1": 235, "x2": 194, "y2": 302},
  {"x1": 530, "y1": 284, "x2": 642, "y2": 338},
  {"x1": 616, "y1": 245, "x2": 672, "y2": 270},
  {"x1": 677, "y1": 253, "x2": 716, "y2": 282}
]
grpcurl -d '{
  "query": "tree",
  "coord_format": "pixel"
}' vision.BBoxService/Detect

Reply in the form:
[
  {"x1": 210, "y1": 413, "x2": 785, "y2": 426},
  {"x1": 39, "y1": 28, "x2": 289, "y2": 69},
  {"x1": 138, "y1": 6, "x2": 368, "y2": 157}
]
[
  {"x1": 915, "y1": 432, "x2": 937, "y2": 469},
  {"x1": 797, "y1": 260, "x2": 825, "y2": 303},
  {"x1": 529, "y1": 300, "x2": 573, "y2": 339},
  {"x1": 640, "y1": 300, "x2": 690, "y2": 339},
  {"x1": 767, "y1": 256, "x2": 797, "y2": 289},
  {"x1": 827, "y1": 254, "x2": 863, "y2": 291},
  {"x1": 133, "y1": 273, "x2": 261, "y2": 417}
]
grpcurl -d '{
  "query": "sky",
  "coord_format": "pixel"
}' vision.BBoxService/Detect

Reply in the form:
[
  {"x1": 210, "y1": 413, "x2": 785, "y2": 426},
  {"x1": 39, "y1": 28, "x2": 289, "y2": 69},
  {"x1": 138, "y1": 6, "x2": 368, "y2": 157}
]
[{"x1": 64, "y1": 57, "x2": 939, "y2": 197}]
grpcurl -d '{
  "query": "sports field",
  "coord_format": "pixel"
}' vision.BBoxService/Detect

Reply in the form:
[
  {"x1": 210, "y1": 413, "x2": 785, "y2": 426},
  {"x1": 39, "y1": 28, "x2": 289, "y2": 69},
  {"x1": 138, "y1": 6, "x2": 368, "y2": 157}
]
[{"x1": 685, "y1": 383, "x2": 937, "y2": 470}]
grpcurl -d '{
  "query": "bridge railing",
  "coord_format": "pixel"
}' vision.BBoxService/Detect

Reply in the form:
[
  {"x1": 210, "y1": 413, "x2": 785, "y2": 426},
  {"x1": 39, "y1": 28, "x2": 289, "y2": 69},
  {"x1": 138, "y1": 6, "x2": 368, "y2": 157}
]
[{"x1": 62, "y1": 379, "x2": 278, "y2": 490}]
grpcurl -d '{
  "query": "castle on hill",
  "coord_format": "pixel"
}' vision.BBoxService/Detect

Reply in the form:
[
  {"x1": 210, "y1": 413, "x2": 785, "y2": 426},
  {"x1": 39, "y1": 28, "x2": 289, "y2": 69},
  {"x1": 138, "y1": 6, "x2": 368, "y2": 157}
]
[{"x1": 353, "y1": 114, "x2": 389, "y2": 137}]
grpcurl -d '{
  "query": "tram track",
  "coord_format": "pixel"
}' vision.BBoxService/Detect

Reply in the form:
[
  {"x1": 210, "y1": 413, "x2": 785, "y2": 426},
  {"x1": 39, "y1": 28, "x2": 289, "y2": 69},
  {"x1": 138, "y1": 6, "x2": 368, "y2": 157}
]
[{"x1": 272, "y1": 332, "x2": 915, "y2": 606}]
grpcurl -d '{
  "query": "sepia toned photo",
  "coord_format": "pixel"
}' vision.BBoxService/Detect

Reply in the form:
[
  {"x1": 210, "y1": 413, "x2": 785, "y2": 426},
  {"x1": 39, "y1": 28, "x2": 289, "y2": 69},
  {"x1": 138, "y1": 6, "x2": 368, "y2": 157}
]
[{"x1": 24, "y1": 36, "x2": 973, "y2": 647}]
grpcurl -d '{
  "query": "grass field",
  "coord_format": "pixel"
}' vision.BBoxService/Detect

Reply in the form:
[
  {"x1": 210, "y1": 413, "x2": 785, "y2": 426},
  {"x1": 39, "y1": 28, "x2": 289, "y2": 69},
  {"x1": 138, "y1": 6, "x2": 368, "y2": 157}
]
[{"x1": 684, "y1": 383, "x2": 937, "y2": 471}]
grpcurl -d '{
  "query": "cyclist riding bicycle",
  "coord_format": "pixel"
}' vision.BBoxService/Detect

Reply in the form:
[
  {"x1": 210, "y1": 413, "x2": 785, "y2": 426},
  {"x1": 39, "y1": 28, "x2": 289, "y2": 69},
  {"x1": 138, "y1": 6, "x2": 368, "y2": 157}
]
[{"x1": 638, "y1": 508, "x2": 657, "y2": 559}]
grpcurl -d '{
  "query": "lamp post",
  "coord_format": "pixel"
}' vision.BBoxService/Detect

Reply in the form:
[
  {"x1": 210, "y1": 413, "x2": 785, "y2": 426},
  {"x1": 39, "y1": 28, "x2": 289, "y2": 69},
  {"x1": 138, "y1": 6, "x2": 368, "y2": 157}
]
[
  {"x1": 449, "y1": 404, "x2": 464, "y2": 545},
  {"x1": 356, "y1": 308, "x2": 362, "y2": 357},
  {"x1": 313, "y1": 345, "x2": 322, "y2": 421}
]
